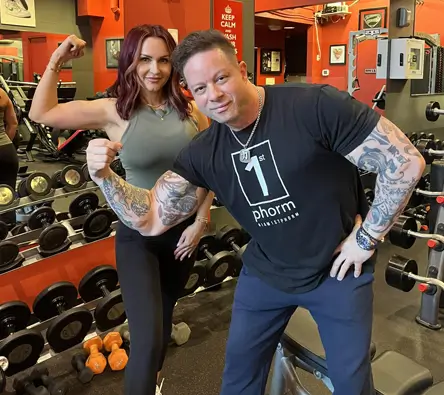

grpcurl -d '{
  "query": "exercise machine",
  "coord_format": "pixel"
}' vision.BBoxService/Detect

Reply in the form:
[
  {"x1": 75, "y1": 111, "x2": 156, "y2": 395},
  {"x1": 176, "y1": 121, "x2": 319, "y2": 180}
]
[
  {"x1": 268, "y1": 267, "x2": 444, "y2": 394},
  {"x1": 347, "y1": 28, "x2": 388, "y2": 97}
]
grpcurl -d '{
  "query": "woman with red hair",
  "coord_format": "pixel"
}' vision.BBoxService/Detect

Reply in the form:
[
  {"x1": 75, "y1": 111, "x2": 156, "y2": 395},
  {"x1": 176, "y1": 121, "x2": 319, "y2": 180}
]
[{"x1": 29, "y1": 25, "x2": 212, "y2": 395}]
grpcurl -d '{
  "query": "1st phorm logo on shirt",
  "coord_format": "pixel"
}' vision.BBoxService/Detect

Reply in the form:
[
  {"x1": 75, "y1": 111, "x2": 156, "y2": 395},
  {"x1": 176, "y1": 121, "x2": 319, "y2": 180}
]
[{"x1": 231, "y1": 140, "x2": 299, "y2": 227}]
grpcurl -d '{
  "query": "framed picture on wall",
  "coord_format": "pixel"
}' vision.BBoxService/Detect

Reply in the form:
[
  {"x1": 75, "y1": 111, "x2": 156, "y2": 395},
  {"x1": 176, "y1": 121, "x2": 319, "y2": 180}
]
[
  {"x1": 358, "y1": 7, "x2": 387, "y2": 30},
  {"x1": 260, "y1": 48, "x2": 282, "y2": 75},
  {"x1": 0, "y1": 0, "x2": 36, "y2": 28},
  {"x1": 329, "y1": 44, "x2": 346, "y2": 65},
  {"x1": 106, "y1": 38, "x2": 124, "y2": 69},
  {"x1": 57, "y1": 42, "x2": 72, "y2": 69}
]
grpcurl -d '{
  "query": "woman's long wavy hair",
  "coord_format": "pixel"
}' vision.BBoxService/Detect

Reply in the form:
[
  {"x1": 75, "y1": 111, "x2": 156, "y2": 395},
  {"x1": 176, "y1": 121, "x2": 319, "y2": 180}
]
[{"x1": 108, "y1": 24, "x2": 191, "y2": 121}]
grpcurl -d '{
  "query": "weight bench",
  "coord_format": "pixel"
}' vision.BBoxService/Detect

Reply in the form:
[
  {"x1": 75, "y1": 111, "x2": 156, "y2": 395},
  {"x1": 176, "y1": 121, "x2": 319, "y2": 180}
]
[{"x1": 269, "y1": 308, "x2": 436, "y2": 395}]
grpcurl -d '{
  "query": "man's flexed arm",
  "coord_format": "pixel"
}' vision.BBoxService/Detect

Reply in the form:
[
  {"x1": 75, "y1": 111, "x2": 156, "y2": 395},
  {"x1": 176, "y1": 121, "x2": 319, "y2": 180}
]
[
  {"x1": 87, "y1": 139, "x2": 205, "y2": 236},
  {"x1": 345, "y1": 116, "x2": 426, "y2": 240}
]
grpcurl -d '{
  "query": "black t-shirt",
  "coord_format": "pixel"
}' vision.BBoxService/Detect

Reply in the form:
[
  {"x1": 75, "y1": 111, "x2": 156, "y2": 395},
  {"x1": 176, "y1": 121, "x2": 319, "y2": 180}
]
[{"x1": 173, "y1": 83, "x2": 381, "y2": 293}]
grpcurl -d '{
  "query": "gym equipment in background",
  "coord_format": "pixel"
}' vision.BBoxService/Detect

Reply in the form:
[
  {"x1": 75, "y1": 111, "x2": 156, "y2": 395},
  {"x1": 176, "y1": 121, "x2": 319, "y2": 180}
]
[
  {"x1": 32, "y1": 282, "x2": 94, "y2": 352},
  {"x1": 385, "y1": 160, "x2": 444, "y2": 330},
  {"x1": 78, "y1": 265, "x2": 126, "y2": 332},
  {"x1": 0, "y1": 301, "x2": 45, "y2": 376}
]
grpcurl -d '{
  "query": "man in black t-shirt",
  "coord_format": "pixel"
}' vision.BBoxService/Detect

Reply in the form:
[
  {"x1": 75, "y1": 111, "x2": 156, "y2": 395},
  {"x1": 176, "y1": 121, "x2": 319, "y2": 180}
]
[{"x1": 86, "y1": 31, "x2": 425, "y2": 395}]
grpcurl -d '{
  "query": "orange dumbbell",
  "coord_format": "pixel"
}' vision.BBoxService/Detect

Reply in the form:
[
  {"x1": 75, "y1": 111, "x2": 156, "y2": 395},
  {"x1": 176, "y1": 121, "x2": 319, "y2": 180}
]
[
  {"x1": 83, "y1": 336, "x2": 107, "y2": 374},
  {"x1": 103, "y1": 332, "x2": 128, "y2": 371}
]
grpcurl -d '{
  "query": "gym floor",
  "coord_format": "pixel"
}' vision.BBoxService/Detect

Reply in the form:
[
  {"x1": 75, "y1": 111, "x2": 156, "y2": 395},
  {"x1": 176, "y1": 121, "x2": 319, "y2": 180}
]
[{"x1": 6, "y1": 158, "x2": 444, "y2": 395}]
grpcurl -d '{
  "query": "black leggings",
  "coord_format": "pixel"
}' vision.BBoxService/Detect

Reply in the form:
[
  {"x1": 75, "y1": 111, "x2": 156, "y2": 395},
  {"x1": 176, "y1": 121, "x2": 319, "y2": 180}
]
[
  {"x1": 115, "y1": 217, "x2": 196, "y2": 395},
  {"x1": 0, "y1": 143, "x2": 18, "y2": 226}
]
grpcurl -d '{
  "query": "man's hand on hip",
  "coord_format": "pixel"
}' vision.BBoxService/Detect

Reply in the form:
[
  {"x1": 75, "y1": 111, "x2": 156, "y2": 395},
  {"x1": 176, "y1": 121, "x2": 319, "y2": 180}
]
[{"x1": 330, "y1": 215, "x2": 375, "y2": 281}]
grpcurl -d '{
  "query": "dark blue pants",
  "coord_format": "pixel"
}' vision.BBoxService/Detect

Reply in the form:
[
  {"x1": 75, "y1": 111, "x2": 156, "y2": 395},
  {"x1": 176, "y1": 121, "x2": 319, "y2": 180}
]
[{"x1": 221, "y1": 267, "x2": 375, "y2": 395}]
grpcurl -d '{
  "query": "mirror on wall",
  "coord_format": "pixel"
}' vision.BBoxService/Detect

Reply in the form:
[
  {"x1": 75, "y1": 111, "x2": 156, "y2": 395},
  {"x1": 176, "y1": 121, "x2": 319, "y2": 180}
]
[
  {"x1": 0, "y1": 30, "x2": 72, "y2": 84},
  {"x1": 410, "y1": 32, "x2": 443, "y2": 96}
]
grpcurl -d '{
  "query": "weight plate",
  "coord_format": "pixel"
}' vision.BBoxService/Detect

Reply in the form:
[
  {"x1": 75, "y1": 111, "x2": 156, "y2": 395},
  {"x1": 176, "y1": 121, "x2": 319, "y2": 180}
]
[
  {"x1": 39, "y1": 224, "x2": 68, "y2": 253},
  {"x1": 0, "y1": 330, "x2": 44, "y2": 376},
  {"x1": 182, "y1": 264, "x2": 206, "y2": 296},
  {"x1": 0, "y1": 241, "x2": 19, "y2": 269},
  {"x1": 110, "y1": 159, "x2": 126, "y2": 178},
  {"x1": 94, "y1": 290, "x2": 126, "y2": 332},
  {"x1": 81, "y1": 163, "x2": 91, "y2": 182},
  {"x1": 28, "y1": 207, "x2": 56, "y2": 231},
  {"x1": 69, "y1": 193, "x2": 99, "y2": 218},
  {"x1": 217, "y1": 225, "x2": 243, "y2": 248},
  {"x1": 33, "y1": 281, "x2": 79, "y2": 322},
  {"x1": 415, "y1": 139, "x2": 436, "y2": 165},
  {"x1": 427, "y1": 133, "x2": 435, "y2": 140},
  {"x1": 0, "y1": 222, "x2": 8, "y2": 241},
  {"x1": 51, "y1": 170, "x2": 63, "y2": 189},
  {"x1": 408, "y1": 133, "x2": 418, "y2": 143},
  {"x1": 46, "y1": 308, "x2": 93, "y2": 353},
  {"x1": 0, "y1": 185, "x2": 15, "y2": 207},
  {"x1": 385, "y1": 254, "x2": 418, "y2": 292},
  {"x1": 389, "y1": 215, "x2": 417, "y2": 249},
  {"x1": 26, "y1": 172, "x2": 52, "y2": 197},
  {"x1": 207, "y1": 251, "x2": 236, "y2": 283},
  {"x1": 425, "y1": 101, "x2": 440, "y2": 122},
  {"x1": 17, "y1": 179, "x2": 28, "y2": 199},
  {"x1": 83, "y1": 209, "x2": 113, "y2": 238},
  {"x1": 78, "y1": 265, "x2": 118, "y2": 302},
  {"x1": 435, "y1": 139, "x2": 443, "y2": 151},
  {"x1": 61, "y1": 165, "x2": 84, "y2": 189},
  {"x1": 0, "y1": 301, "x2": 31, "y2": 340}
]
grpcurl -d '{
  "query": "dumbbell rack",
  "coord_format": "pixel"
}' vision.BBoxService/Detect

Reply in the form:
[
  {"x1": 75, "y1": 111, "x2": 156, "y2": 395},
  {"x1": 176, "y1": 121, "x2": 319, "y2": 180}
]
[
  {"x1": 0, "y1": 181, "x2": 101, "y2": 214},
  {"x1": 415, "y1": 160, "x2": 444, "y2": 329}
]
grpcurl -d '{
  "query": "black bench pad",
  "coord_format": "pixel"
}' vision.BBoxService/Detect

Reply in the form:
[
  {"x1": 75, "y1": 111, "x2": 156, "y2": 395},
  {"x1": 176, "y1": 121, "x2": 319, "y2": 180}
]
[{"x1": 372, "y1": 350, "x2": 433, "y2": 395}]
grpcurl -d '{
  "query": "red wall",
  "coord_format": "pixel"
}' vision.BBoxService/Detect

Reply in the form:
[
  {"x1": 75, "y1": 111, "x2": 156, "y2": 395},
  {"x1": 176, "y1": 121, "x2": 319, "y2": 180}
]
[
  {"x1": 90, "y1": 5, "x2": 124, "y2": 93},
  {"x1": 255, "y1": 25, "x2": 286, "y2": 85},
  {"x1": 13, "y1": 32, "x2": 73, "y2": 82},
  {"x1": 124, "y1": 0, "x2": 210, "y2": 40}
]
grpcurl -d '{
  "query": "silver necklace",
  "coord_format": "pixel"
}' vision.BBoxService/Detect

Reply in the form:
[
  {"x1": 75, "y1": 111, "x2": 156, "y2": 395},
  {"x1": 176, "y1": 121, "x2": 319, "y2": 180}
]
[{"x1": 229, "y1": 86, "x2": 263, "y2": 163}]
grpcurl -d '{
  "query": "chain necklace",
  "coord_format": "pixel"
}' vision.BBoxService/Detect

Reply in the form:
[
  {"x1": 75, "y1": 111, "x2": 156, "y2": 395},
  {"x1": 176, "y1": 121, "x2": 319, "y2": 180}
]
[
  {"x1": 228, "y1": 86, "x2": 263, "y2": 164},
  {"x1": 146, "y1": 100, "x2": 168, "y2": 121}
]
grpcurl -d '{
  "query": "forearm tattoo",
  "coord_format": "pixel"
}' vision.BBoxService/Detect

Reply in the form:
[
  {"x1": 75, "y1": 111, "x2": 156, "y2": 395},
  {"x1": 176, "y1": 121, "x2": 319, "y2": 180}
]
[
  {"x1": 100, "y1": 171, "x2": 199, "y2": 231},
  {"x1": 153, "y1": 171, "x2": 199, "y2": 226},
  {"x1": 101, "y1": 171, "x2": 151, "y2": 230},
  {"x1": 346, "y1": 117, "x2": 423, "y2": 236}
]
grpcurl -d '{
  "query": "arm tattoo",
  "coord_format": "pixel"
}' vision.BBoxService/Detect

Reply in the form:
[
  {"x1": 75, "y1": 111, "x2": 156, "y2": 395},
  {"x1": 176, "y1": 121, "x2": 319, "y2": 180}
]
[
  {"x1": 99, "y1": 170, "x2": 200, "y2": 232},
  {"x1": 101, "y1": 171, "x2": 151, "y2": 230},
  {"x1": 153, "y1": 171, "x2": 199, "y2": 226},
  {"x1": 345, "y1": 117, "x2": 424, "y2": 236}
]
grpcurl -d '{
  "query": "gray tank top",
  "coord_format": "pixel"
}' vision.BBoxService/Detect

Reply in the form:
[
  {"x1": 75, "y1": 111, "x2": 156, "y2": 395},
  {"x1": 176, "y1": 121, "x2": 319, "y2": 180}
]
[
  {"x1": 118, "y1": 106, "x2": 199, "y2": 189},
  {"x1": 0, "y1": 107, "x2": 11, "y2": 146}
]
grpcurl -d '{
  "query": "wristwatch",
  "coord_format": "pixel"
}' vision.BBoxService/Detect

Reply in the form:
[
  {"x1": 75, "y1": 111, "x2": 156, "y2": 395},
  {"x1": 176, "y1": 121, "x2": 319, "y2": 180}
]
[{"x1": 356, "y1": 226, "x2": 384, "y2": 251}]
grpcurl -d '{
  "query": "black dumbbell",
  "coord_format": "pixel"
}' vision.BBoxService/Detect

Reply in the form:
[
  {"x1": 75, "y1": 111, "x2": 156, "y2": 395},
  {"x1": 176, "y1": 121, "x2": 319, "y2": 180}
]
[
  {"x1": 27, "y1": 207, "x2": 71, "y2": 257},
  {"x1": 180, "y1": 261, "x2": 206, "y2": 297},
  {"x1": 32, "y1": 282, "x2": 93, "y2": 353},
  {"x1": 385, "y1": 254, "x2": 418, "y2": 292},
  {"x1": 196, "y1": 235, "x2": 236, "y2": 286},
  {"x1": 0, "y1": 239, "x2": 25, "y2": 274},
  {"x1": 435, "y1": 139, "x2": 443, "y2": 150},
  {"x1": 13, "y1": 373, "x2": 50, "y2": 395},
  {"x1": 78, "y1": 265, "x2": 126, "y2": 331},
  {"x1": 17, "y1": 172, "x2": 53, "y2": 199},
  {"x1": 30, "y1": 366, "x2": 68, "y2": 395},
  {"x1": 427, "y1": 133, "x2": 435, "y2": 140},
  {"x1": 81, "y1": 163, "x2": 91, "y2": 182},
  {"x1": 388, "y1": 215, "x2": 418, "y2": 249},
  {"x1": 408, "y1": 133, "x2": 418, "y2": 144},
  {"x1": 216, "y1": 225, "x2": 249, "y2": 277},
  {"x1": 71, "y1": 353, "x2": 94, "y2": 384},
  {"x1": 415, "y1": 139, "x2": 437, "y2": 164},
  {"x1": 0, "y1": 184, "x2": 17, "y2": 208},
  {"x1": 425, "y1": 101, "x2": 442, "y2": 122},
  {"x1": 0, "y1": 301, "x2": 45, "y2": 376},
  {"x1": 69, "y1": 193, "x2": 114, "y2": 242},
  {"x1": 60, "y1": 165, "x2": 86, "y2": 191},
  {"x1": 419, "y1": 132, "x2": 427, "y2": 140}
]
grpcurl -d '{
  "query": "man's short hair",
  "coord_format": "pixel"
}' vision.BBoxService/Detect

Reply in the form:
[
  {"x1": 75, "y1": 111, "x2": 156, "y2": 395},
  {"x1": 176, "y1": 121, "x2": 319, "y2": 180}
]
[{"x1": 172, "y1": 29, "x2": 237, "y2": 78}]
